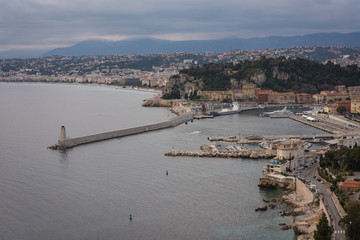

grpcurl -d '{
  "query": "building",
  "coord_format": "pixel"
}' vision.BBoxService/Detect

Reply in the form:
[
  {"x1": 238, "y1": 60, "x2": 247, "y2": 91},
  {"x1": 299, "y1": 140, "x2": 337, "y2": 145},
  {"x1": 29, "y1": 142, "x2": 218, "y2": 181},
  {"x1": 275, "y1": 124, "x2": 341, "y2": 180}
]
[
  {"x1": 313, "y1": 94, "x2": 325, "y2": 104},
  {"x1": 339, "y1": 181, "x2": 360, "y2": 192},
  {"x1": 256, "y1": 90, "x2": 273, "y2": 103},
  {"x1": 276, "y1": 140, "x2": 305, "y2": 169},
  {"x1": 320, "y1": 91, "x2": 349, "y2": 104},
  {"x1": 334, "y1": 101, "x2": 351, "y2": 113},
  {"x1": 323, "y1": 105, "x2": 337, "y2": 114},
  {"x1": 198, "y1": 90, "x2": 233, "y2": 101},
  {"x1": 351, "y1": 98, "x2": 360, "y2": 114},
  {"x1": 263, "y1": 160, "x2": 287, "y2": 175},
  {"x1": 268, "y1": 92, "x2": 296, "y2": 104},
  {"x1": 242, "y1": 84, "x2": 256, "y2": 100},
  {"x1": 339, "y1": 134, "x2": 360, "y2": 148},
  {"x1": 348, "y1": 86, "x2": 360, "y2": 92},
  {"x1": 349, "y1": 91, "x2": 360, "y2": 100},
  {"x1": 317, "y1": 111, "x2": 329, "y2": 118},
  {"x1": 232, "y1": 89, "x2": 244, "y2": 101},
  {"x1": 334, "y1": 85, "x2": 347, "y2": 92},
  {"x1": 296, "y1": 93, "x2": 313, "y2": 104}
]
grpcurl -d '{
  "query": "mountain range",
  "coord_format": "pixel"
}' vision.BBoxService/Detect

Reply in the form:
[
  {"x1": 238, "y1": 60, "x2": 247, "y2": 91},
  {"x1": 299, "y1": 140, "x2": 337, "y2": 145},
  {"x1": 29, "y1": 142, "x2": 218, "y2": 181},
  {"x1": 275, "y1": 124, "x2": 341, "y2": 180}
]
[{"x1": 1, "y1": 32, "x2": 360, "y2": 59}]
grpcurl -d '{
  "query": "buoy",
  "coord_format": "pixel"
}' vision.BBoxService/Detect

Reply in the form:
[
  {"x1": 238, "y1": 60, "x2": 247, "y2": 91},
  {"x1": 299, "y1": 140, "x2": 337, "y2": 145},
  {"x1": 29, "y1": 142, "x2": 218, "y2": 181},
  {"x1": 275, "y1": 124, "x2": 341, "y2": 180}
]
[
  {"x1": 129, "y1": 214, "x2": 132, "y2": 222},
  {"x1": 166, "y1": 170, "x2": 168, "y2": 176}
]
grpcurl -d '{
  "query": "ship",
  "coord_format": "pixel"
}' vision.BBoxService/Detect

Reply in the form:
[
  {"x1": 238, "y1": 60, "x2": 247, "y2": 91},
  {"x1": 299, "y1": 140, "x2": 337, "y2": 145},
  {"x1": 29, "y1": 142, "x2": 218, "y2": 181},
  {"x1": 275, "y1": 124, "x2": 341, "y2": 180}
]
[
  {"x1": 262, "y1": 107, "x2": 294, "y2": 117},
  {"x1": 210, "y1": 102, "x2": 241, "y2": 116}
]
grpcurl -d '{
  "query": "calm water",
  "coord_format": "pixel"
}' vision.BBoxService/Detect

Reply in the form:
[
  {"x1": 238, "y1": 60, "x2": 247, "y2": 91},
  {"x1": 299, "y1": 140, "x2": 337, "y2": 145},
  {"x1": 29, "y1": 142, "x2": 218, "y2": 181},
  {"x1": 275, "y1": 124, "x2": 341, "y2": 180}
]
[{"x1": 0, "y1": 83, "x2": 325, "y2": 240}]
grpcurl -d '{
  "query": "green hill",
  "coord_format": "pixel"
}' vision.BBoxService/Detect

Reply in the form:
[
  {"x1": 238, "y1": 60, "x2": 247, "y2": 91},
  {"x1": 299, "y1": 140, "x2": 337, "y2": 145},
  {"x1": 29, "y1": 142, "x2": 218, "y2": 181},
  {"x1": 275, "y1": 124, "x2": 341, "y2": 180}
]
[{"x1": 163, "y1": 57, "x2": 360, "y2": 99}]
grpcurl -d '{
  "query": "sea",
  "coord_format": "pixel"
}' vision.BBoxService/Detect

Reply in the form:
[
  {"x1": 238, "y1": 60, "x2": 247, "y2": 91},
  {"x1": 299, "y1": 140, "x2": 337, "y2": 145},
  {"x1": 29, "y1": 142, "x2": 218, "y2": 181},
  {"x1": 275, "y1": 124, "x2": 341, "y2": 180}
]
[{"x1": 0, "y1": 83, "x2": 326, "y2": 240}]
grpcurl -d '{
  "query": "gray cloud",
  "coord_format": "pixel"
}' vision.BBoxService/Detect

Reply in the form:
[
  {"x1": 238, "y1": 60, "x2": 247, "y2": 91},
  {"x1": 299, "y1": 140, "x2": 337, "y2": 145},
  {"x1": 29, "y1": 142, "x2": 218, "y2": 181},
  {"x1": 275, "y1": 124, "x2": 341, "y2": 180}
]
[{"x1": 0, "y1": 0, "x2": 359, "y2": 51}]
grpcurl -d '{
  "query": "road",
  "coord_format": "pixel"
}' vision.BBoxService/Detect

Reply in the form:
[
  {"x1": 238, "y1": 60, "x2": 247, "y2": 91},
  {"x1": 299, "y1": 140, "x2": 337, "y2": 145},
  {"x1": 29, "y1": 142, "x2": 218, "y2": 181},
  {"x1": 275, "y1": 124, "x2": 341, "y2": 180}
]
[{"x1": 299, "y1": 162, "x2": 346, "y2": 240}]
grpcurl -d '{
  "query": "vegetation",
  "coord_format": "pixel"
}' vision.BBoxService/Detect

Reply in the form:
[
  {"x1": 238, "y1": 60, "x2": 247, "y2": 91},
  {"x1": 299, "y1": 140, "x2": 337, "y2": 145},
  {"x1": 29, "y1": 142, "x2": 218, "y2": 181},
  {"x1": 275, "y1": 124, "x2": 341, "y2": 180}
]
[
  {"x1": 314, "y1": 213, "x2": 333, "y2": 240},
  {"x1": 339, "y1": 200, "x2": 360, "y2": 240},
  {"x1": 336, "y1": 106, "x2": 347, "y2": 114},
  {"x1": 178, "y1": 57, "x2": 360, "y2": 94},
  {"x1": 320, "y1": 146, "x2": 360, "y2": 172}
]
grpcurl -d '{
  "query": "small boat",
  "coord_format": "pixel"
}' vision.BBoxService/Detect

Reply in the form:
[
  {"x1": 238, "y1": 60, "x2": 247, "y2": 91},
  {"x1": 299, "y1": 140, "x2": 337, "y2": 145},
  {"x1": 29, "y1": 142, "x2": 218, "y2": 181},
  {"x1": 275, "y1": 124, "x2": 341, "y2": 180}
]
[
  {"x1": 211, "y1": 102, "x2": 241, "y2": 116},
  {"x1": 259, "y1": 142, "x2": 271, "y2": 149},
  {"x1": 304, "y1": 142, "x2": 312, "y2": 150}
]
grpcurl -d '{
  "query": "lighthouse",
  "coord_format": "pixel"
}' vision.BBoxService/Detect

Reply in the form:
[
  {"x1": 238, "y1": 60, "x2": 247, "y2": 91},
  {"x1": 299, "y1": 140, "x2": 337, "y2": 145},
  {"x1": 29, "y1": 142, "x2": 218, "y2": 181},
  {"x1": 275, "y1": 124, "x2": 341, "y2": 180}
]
[{"x1": 60, "y1": 125, "x2": 66, "y2": 140}]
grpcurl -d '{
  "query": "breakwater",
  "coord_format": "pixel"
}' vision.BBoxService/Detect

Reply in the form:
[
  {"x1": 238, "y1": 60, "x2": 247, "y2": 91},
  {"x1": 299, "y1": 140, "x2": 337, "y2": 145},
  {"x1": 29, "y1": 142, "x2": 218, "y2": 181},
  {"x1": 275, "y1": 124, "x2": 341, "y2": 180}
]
[{"x1": 49, "y1": 112, "x2": 194, "y2": 149}]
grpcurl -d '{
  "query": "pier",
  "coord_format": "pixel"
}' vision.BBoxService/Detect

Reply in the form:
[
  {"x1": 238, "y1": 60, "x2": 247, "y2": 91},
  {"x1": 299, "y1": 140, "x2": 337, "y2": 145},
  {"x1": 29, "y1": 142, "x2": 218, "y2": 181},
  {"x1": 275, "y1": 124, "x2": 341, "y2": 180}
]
[{"x1": 49, "y1": 112, "x2": 195, "y2": 149}]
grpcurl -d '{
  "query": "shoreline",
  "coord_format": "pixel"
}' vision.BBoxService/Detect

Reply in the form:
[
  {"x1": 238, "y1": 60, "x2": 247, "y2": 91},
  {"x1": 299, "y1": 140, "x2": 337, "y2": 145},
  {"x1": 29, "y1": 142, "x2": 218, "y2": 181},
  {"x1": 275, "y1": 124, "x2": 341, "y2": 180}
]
[{"x1": 0, "y1": 81, "x2": 162, "y2": 94}]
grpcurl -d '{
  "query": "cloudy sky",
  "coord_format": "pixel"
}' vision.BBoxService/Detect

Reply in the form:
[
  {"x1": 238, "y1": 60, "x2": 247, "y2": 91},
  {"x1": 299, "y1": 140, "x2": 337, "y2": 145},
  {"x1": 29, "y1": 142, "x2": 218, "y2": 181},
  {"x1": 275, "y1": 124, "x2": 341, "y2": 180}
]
[{"x1": 0, "y1": 0, "x2": 359, "y2": 52}]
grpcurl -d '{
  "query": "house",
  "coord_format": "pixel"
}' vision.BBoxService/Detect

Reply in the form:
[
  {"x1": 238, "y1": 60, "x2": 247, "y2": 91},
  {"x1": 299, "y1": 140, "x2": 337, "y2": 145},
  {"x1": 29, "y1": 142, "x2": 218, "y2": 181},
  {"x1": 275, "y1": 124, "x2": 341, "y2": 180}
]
[
  {"x1": 197, "y1": 90, "x2": 233, "y2": 101},
  {"x1": 268, "y1": 92, "x2": 296, "y2": 104},
  {"x1": 339, "y1": 181, "x2": 360, "y2": 192},
  {"x1": 296, "y1": 93, "x2": 313, "y2": 104},
  {"x1": 256, "y1": 90, "x2": 273, "y2": 103},
  {"x1": 351, "y1": 98, "x2": 360, "y2": 114},
  {"x1": 334, "y1": 101, "x2": 351, "y2": 113},
  {"x1": 313, "y1": 94, "x2": 325, "y2": 104}
]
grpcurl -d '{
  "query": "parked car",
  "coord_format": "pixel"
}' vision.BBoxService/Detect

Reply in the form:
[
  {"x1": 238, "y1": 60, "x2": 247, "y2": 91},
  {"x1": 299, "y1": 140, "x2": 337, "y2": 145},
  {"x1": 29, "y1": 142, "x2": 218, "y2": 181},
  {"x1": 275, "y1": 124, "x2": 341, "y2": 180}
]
[{"x1": 354, "y1": 178, "x2": 360, "y2": 181}]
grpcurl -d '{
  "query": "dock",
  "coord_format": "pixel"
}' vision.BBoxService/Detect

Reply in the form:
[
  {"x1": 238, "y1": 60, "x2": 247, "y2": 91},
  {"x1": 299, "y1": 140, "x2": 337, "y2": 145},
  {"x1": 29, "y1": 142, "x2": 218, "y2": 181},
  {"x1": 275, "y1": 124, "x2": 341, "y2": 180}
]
[{"x1": 49, "y1": 112, "x2": 195, "y2": 149}]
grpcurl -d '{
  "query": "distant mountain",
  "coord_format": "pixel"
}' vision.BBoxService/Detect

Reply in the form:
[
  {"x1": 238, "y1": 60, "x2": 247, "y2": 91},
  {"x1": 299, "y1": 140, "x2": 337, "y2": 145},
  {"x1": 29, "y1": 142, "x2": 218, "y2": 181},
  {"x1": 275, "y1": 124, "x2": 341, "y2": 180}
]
[
  {"x1": 0, "y1": 49, "x2": 45, "y2": 59},
  {"x1": 41, "y1": 32, "x2": 360, "y2": 57}
]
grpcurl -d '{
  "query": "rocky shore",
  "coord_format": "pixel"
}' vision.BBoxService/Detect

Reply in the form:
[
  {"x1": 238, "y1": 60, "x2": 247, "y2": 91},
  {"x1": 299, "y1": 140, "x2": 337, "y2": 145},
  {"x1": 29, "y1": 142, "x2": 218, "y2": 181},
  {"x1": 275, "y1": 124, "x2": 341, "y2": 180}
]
[
  {"x1": 281, "y1": 191, "x2": 323, "y2": 240},
  {"x1": 142, "y1": 96, "x2": 191, "y2": 115}
]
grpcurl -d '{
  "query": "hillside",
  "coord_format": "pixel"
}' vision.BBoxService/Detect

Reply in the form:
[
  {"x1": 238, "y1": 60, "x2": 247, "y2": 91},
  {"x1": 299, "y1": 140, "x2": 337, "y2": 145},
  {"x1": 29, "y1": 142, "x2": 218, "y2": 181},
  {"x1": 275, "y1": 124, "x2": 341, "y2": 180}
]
[
  {"x1": 41, "y1": 32, "x2": 360, "y2": 57},
  {"x1": 163, "y1": 57, "x2": 360, "y2": 98}
]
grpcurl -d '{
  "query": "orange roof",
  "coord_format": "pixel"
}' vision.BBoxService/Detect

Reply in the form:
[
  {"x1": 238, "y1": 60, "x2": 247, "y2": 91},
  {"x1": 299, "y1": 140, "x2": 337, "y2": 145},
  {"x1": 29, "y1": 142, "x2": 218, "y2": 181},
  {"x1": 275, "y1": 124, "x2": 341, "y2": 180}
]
[{"x1": 340, "y1": 181, "x2": 360, "y2": 188}]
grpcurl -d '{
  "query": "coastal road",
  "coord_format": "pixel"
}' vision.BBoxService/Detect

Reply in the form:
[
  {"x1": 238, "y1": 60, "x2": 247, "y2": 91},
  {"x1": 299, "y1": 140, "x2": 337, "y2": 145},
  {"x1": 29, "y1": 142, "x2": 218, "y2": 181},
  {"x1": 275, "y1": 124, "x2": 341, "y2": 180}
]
[{"x1": 299, "y1": 163, "x2": 346, "y2": 240}]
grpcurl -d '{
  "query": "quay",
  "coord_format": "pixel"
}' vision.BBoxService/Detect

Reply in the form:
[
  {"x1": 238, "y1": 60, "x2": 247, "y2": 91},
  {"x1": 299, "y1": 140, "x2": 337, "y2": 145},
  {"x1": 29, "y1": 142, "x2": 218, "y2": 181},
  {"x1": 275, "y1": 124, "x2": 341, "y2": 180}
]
[
  {"x1": 165, "y1": 149, "x2": 276, "y2": 159},
  {"x1": 209, "y1": 133, "x2": 334, "y2": 143},
  {"x1": 48, "y1": 112, "x2": 194, "y2": 149}
]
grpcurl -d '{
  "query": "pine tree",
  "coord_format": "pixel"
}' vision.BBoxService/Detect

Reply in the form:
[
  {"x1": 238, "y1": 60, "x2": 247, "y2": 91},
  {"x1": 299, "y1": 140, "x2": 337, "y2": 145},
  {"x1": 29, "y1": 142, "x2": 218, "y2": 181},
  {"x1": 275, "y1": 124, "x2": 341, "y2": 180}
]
[
  {"x1": 339, "y1": 200, "x2": 360, "y2": 240},
  {"x1": 314, "y1": 213, "x2": 333, "y2": 240}
]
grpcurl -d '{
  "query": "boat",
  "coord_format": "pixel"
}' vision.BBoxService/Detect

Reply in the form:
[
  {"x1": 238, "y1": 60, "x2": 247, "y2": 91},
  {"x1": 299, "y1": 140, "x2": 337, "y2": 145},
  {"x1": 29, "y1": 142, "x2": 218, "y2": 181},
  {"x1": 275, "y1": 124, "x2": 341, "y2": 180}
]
[
  {"x1": 259, "y1": 142, "x2": 271, "y2": 149},
  {"x1": 262, "y1": 107, "x2": 293, "y2": 116},
  {"x1": 304, "y1": 142, "x2": 312, "y2": 150},
  {"x1": 210, "y1": 102, "x2": 241, "y2": 116}
]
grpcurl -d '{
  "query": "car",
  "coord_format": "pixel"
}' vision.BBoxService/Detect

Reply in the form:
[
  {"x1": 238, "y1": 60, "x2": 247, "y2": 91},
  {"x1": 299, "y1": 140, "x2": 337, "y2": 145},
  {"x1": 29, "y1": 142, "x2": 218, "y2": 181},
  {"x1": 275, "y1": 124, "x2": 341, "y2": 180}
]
[{"x1": 354, "y1": 178, "x2": 360, "y2": 181}]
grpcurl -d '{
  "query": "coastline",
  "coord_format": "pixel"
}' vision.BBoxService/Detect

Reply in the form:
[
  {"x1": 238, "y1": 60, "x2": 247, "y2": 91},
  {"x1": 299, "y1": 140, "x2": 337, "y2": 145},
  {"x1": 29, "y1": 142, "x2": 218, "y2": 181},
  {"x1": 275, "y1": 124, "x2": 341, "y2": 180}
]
[{"x1": 0, "y1": 80, "x2": 162, "y2": 94}]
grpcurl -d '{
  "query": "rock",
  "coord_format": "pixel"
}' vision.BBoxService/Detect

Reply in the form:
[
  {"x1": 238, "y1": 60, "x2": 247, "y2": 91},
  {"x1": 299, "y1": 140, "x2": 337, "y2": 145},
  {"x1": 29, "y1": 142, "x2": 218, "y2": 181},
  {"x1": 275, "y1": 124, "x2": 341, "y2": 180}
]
[
  {"x1": 271, "y1": 199, "x2": 277, "y2": 202},
  {"x1": 280, "y1": 225, "x2": 292, "y2": 231},
  {"x1": 257, "y1": 205, "x2": 267, "y2": 211},
  {"x1": 280, "y1": 211, "x2": 293, "y2": 217},
  {"x1": 268, "y1": 204, "x2": 276, "y2": 209},
  {"x1": 279, "y1": 223, "x2": 286, "y2": 226},
  {"x1": 263, "y1": 198, "x2": 270, "y2": 203},
  {"x1": 292, "y1": 222, "x2": 311, "y2": 235}
]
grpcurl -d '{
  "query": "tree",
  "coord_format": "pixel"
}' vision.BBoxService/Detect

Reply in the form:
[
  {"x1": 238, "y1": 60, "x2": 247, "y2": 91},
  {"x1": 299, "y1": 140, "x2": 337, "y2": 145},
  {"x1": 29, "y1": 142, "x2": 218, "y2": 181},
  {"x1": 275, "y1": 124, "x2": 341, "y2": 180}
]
[
  {"x1": 336, "y1": 106, "x2": 347, "y2": 114},
  {"x1": 314, "y1": 213, "x2": 333, "y2": 240},
  {"x1": 339, "y1": 200, "x2": 360, "y2": 240}
]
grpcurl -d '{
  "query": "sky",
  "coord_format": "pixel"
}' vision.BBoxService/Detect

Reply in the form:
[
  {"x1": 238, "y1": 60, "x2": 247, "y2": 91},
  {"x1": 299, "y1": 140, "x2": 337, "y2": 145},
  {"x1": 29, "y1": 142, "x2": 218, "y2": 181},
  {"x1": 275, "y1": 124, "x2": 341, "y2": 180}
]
[{"x1": 0, "y1": 0, "x2": 359, "y2": 53}]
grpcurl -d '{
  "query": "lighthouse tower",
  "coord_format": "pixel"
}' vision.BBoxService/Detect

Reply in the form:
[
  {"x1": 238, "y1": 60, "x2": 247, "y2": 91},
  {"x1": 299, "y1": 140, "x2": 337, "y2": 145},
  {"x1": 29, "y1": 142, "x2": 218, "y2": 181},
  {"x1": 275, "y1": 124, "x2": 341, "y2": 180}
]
[{"x1": 60, "y1": 125, "x2": 66, "y2": 140}]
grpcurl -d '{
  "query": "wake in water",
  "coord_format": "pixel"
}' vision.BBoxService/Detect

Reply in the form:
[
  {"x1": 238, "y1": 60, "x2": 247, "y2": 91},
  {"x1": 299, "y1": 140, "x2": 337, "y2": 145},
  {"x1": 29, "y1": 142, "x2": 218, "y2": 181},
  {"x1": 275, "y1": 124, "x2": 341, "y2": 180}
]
[{"x1": 189, "y1": 131, "x2": 201, "y2": 135}]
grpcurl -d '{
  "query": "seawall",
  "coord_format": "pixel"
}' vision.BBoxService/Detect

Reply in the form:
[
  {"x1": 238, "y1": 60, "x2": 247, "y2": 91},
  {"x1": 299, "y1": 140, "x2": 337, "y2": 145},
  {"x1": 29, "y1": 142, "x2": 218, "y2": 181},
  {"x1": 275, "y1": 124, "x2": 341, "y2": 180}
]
[{"x1": 51, "y1": 112, "x2": 194, "y2": 149}]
